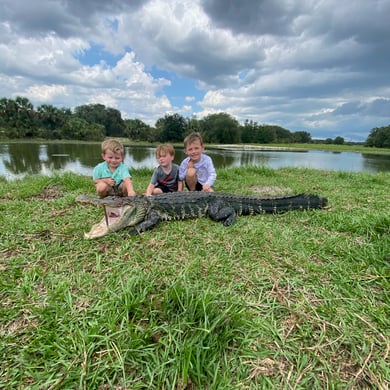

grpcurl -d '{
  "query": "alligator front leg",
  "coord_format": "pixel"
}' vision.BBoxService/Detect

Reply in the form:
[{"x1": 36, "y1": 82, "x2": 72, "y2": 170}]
[
  {"x1": 127, "y1": 209, "x2": 162, "y2": 235},
  {"x1": 208, "y1": 199, "x2": 237, "y2": 226}
]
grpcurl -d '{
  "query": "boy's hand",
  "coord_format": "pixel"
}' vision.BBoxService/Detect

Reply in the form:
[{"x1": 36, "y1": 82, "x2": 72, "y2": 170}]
[
  {"x1": 104, "y1": 178, "x2": 115, "y2": 186},
  {"x1": 202, "y1": 184, "x2": 212, "y2": 192}
]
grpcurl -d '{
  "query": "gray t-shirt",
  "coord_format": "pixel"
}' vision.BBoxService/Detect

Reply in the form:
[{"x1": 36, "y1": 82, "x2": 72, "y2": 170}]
[{"x1": 150, "y1": 164, "x2": 179, "y2": 192}]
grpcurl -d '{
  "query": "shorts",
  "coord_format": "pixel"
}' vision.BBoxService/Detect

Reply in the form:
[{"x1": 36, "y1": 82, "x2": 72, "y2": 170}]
[
  {"x1": 155, "y1": 183, "x2": 176, "y2": 193},
  {"x1": 107, "y1": 182, "x2": 125, "y2": 196},
  {"x1": 185, "y1": 181, "x2": 203, "y2": 191}
]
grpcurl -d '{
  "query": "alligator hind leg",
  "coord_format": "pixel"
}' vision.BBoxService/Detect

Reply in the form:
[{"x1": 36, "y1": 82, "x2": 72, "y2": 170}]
[{"x1": 208, "y1": 200, "x2": 237, "y2": 226}]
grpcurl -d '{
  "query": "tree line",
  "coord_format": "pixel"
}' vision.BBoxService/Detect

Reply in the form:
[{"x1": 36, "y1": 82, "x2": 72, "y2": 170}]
[{"x1": 1, "y1": 96, "x2": 389, "y2": 147}]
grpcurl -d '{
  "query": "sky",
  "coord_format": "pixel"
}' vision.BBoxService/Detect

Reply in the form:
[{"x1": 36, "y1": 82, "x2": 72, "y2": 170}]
[{"x1": 1, "y1": 0, "x2": 390, "y2": 141}]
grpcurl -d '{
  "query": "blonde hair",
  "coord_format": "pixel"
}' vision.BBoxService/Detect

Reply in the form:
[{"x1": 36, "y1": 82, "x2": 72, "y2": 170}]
[
  {"x1": 156, "y1": 144, "x2": 175, "y2": 158},
  {"x1": 183, "y1": 132, "x2": 203, "y2": 148},
  {"x1": 101, "y1": 139, "x2": 125, "y2": 157}
]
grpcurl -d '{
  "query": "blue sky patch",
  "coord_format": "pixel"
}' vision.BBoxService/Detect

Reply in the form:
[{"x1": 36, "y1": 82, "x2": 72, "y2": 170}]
[
  {"x1": 75, "y1": 43, "x2": 123, "y2": 67},
  {"x1": 150, "y1": 66, "x2": 204, "y2": 110}
]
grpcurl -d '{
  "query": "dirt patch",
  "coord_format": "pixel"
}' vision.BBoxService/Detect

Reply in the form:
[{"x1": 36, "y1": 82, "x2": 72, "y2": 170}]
[
  {"x1": 32, "y1": 186, "x2": 62, "y2": 200},
  {"x1": 0, "y1": 185, "x2": 63, "y2": 202},
  {"x1": 249, "y1": 185, "x2": 293, "y2": 196}
]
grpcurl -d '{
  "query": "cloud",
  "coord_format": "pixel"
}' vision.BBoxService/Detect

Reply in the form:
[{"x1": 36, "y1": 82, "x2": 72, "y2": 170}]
[
  {"x1": 201, "y1": 0, "x2": 307, "y2": 36},
  {"x1": 333, "y1": 98, "x2": 390, "y2": 117},
  {"x1": 0, "y1": 0, "x2": 389, "y2": 140}
]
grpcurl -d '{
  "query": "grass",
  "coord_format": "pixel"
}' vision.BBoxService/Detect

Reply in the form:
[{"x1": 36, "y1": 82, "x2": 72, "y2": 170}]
[{"x1": 0, "y1": 167, "x2": 389, "y2": 389}]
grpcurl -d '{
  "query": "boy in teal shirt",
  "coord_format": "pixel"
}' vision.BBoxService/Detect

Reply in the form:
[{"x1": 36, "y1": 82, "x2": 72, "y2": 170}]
[{"x1": 93, "y1": 139, "x2": 136, "y2": 197}]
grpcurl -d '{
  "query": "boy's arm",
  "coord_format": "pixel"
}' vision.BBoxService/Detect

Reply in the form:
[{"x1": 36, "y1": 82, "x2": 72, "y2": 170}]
[
  {"x1": 145, "y1": 168, "x2": 160, "y2": 195},
  {"x1": 178, "y1": 159, "x2": 188, "y2": 182},
  {"x1": 93, "y1": 177, "x2": 114, "y2": 185},
  {"x1": 145, "y1": 183, "x2": 155, "y2": 196},
  {"x1": 118, "y1": 164, "x2": 136, "y2": 196},
  {"x1": 204, "y1": 158, "x2": 217, "y2": 188},
  {"x1": 123, "y1": 177, "x2": 136, "y2": 196},
  {"x1": 93, "y1": 164, "x2": 114, "y2": 186}
]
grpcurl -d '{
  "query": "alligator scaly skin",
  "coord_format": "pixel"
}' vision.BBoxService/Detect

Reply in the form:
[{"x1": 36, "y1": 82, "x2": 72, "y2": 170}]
[{"x1": 76, "y1": 192, "x2": 328, "y2": 238}]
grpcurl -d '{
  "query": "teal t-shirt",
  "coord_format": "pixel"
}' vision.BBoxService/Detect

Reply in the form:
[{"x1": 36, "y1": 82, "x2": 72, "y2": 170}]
[{"x1": 93, "y1": 162, "x2": 131, "y2": 185}]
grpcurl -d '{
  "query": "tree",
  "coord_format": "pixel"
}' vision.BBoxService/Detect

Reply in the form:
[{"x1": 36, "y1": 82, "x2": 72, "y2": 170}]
[
  {"x1": 256, "y1": 125, "x2": 276, "y2": 143},
  {"x1": 333, "y1": 136, "x2": 344, "y2": 145},
  {"x1": 0, "y1": 96, "x2": 36, "y2": 137},
  {"x1": 365, "y1": 125, "x2": 390, "y2": 148},
  {"x1": 156, "y1": 113, "x2": 186, "y2": 142},
  {"x1": 273, "y1": 126, "x2": 293, "y2": 143},
  {"x1": 61, "y1": 117, "x2": 104, "y2": 140},
  {"x1": 104, "y1": 107, "x2": 125, "y2": 137},
  {"x1": 74, "y1": 104, "x2": 106, "y2": 125},
  {"x1": 292, "y1": 131, "x2": 312, "y2": 143},
  {"x1": 0, "y1": 98, "x2": 17, "y2": 128},
  {"x1": 36, "y1": 104, "x2": 71, "y2": 139},
  {"x1": 202, "y1": 112, "x2": 240, "y2": 144},
  {"x1": 186, "y1": 116, "x2": 201, "y2": 134},
  {"x1": 74, "y1": 104, "x2": 125, "y2": 137},
  {"x1": 243, "y1": 124, "x2": 279, "y2": 144},
  {"x1": 241, "y1": 120, "x2": 257, "y2": 143},
  {"x1": 124, "y1": 119, "x2": 153, "y2": 141},
  {"x1": 15, "y1": 96, "x2": 35, "y2": 134}
]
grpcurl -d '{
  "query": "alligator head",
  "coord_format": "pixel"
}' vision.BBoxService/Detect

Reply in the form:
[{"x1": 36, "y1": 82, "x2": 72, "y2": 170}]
[{"x1": 76, "y1": 195, "x2": 148, "y2": 239}]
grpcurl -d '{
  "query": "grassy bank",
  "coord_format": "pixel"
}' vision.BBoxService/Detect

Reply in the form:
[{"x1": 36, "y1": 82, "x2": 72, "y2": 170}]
[
  {"x1": 1, "y1": 167, "x2": 389, "y2": 389},
  {"x1": 210, "y1": 143, "x2": 390, "y2": 155}
]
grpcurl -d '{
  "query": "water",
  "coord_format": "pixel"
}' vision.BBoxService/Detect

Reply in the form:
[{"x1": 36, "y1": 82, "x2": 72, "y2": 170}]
[{"x1": 0, "y1": 142, "x2": 389, "y2": 180}]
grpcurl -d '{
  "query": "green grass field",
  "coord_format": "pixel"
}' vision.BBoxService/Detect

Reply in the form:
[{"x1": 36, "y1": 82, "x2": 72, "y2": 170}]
[{"x1": 0, "y1": 167, "x2": 389, "y2": 389}]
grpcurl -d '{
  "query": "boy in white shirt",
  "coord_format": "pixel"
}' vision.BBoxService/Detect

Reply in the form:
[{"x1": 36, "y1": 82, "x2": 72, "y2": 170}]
[{"x1": 179, "y1": 132, "x2": 216, "y2": 192}]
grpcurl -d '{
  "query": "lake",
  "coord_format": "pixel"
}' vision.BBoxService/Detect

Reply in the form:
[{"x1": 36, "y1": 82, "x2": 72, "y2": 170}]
[{"x1": 1, "y1": 142, "x2": 389, "y2": 180}]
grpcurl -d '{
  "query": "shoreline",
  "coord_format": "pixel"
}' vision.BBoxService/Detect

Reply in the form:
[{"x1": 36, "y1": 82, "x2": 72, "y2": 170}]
[{"x1": 211, "y1": 144, "x2": 307, "y2": 152}]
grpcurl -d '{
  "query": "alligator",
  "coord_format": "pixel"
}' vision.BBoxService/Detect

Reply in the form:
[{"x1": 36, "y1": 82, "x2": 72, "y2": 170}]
[{"x1": 76, "y1": 191, "x2": 328, "y2": 239}]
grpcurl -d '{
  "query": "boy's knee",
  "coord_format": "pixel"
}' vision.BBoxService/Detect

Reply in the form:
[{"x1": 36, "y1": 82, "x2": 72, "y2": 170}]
[
  {"x1": 186, "y1": 167, "x2": 197, "y2": 180},
  {"x1": 153, "y1": 187, "x2": 163, "y2": 194},
  {"x1": 96, "y1": 182, "x2": 110, "y2": 197}
]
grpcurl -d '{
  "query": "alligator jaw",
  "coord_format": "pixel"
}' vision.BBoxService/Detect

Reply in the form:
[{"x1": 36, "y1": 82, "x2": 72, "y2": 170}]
[
  {"x1": 84, "y1": 205, "x2": 138, "y2": 239},
  {"x1": 83, "y1": 206, "x2": 119, "y2": 239},
  {"x1": 84, "y1": 216, "x2": 110, "y2": 239}
]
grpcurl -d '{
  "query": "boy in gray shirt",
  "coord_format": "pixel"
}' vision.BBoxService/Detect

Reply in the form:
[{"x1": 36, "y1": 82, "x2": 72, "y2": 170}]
[{"x1": 145, "y1": 144, "x2": 182, "y2": 196}]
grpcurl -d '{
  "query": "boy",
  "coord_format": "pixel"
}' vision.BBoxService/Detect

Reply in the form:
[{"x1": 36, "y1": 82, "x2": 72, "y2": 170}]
[
  {"x1": 93, "y1": 139, "x2": 136, "y2": 197},
  {"x1": 145, "y1": 144, "x2": 182, "y2": 196},
  {"x1": 179, "y1": 132, "x2": 216, "y2": 192}
]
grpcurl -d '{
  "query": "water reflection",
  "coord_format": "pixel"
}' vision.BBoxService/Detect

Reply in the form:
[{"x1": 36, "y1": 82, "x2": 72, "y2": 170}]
[
  {"x1": 207, "y1": 149, "x2": 270, "y2": 167},
  {"x1": 3, "y1": 143, "x2": 43, "y2": 175},
  {"x1": 127, "y1": 146, "x2": 153, "y2": 163},
  {"x1": 361, "y1": 153, "x2": 390, "y2": 172},
  {"x1": 0, "y1": 142, "x2": 389, "y2": 179}
]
